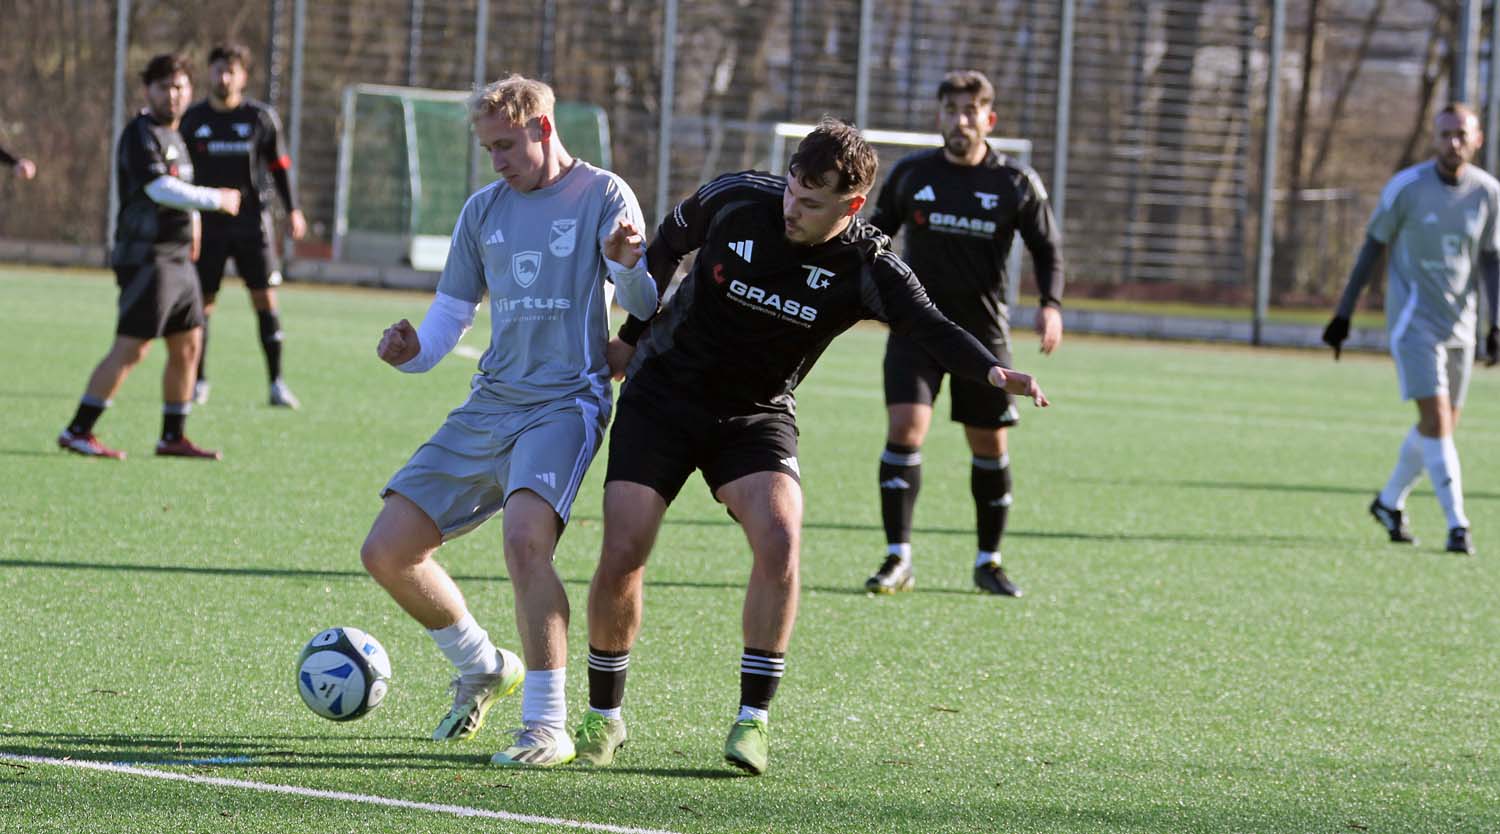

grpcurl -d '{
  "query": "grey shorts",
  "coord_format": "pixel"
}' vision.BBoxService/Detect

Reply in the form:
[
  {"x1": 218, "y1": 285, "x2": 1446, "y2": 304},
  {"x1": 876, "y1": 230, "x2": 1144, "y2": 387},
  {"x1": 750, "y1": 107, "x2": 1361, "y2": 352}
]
[
  {"x1": 383, "y1": 396, "x2": 608, "y2": 539},
  {"x1": 1391, "y1": 337, "x2": 1474, "y2": 407}
]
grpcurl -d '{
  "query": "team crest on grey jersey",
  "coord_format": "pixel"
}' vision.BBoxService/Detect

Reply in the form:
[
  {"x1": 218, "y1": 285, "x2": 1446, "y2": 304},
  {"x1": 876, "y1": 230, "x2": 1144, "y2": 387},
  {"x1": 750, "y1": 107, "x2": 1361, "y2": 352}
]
[
  {"x1": 512, "y1": 251, "x2": 543, "y2": 287},
  {"x1": 549, "y1": 218, "x2": 578, "y2": 257}
]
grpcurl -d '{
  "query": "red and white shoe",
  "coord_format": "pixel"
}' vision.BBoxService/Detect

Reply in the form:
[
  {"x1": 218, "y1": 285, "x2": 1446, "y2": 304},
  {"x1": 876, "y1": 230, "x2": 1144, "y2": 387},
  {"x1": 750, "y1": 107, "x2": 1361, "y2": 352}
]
[
  {"x1": 57, "y1": 429, "x2": 126, "y2": 460},
  {"x1": 155, "y1": 436, "x2": 222, "y2": 460}
]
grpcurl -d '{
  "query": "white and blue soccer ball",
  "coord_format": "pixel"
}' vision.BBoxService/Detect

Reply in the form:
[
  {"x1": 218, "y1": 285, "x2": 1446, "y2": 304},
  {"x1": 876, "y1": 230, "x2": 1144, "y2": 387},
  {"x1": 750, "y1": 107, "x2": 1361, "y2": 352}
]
[{"x1": 297, "y1": 626, "x2": 392, "y2": 721}]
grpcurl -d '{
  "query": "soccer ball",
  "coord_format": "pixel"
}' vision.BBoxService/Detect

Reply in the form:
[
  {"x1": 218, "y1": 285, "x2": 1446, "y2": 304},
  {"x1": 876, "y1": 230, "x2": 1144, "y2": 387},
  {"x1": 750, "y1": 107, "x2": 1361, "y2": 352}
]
[{"x1": 296, "y1": 626, "x2": 392, "y2": 721}]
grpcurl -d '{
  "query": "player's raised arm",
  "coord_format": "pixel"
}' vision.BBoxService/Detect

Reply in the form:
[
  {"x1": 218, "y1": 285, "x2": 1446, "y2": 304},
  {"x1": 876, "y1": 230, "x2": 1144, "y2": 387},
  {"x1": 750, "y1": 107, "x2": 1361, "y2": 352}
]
[
  {"x1": 862, "y1": 252, "x2": 1048, "y2": 406},
  {"x1": 379, "y1": 293, "x2": 480, "y2": 373},
  {"x1": 603, "y1": 218, "x2": 658, "y2": 321}
]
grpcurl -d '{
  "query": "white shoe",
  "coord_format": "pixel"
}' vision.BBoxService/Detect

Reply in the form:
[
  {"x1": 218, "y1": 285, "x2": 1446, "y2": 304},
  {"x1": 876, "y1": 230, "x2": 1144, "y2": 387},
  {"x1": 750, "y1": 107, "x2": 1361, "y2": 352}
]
[
  {"x1": 490, "y1": 723, "x2": 577, "y2": 767},
  {"x1": 269, "y1": 379, "x2": 300, "y2": 409},
  {"x1": 192, "y1": 380, "x2": 211, "y2": 405}
]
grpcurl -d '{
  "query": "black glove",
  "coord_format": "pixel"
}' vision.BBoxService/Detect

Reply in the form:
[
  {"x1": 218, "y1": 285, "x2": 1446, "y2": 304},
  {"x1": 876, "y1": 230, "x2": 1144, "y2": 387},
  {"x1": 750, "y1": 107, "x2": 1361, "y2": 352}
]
[
  {"x1": 1322, "y1": 316, "x2": 1350, "y2": 360},
  {"x1": 1487, "y1": 325, "x2": 1499, "y2": 367}
]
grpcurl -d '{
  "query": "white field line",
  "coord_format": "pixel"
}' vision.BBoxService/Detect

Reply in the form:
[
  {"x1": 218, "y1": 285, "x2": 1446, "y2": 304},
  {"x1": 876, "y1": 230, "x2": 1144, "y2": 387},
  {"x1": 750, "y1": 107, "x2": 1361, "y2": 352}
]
[{"x1": 0, "y1": 752, "x2": 684, "y2": 834}]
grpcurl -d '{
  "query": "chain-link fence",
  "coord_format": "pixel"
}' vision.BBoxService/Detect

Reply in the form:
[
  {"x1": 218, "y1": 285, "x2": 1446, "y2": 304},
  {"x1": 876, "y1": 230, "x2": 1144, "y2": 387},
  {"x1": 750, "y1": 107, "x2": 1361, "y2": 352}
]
[{"x1": 0, "y1": 0, "x2": 1489, "y2": 334}]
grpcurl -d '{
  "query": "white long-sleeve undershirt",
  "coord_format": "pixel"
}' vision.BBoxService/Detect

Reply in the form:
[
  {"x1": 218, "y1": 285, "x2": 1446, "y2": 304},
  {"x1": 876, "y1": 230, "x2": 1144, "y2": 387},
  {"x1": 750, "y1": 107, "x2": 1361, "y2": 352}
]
[
  {"x1": 144, "y1": 176, "x2": 225, "y2": 212},
  {"x1": 604, "y1": 254, "x2": 659, "y2": 321},
  {"x1": 396, "y1": 292, "x2": 480, "y2": 373}
]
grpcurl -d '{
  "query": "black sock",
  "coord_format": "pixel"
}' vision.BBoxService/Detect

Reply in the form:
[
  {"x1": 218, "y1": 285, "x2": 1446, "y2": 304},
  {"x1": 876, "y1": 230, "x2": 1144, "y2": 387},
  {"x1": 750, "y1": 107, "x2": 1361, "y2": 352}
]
[
  {"x1": 879, "y1": 443, "x2": 922, "y2": 548},
  {"x1": 67, "y1": 396, "x2": 108, "y2": 436},
  {"x1": 161, "y1": 402, "x2": 191, "y2": 442},
  {"x1": 197, "y1": 316, "x2": 210, "y2": 382},
  {"x1": 587, "y1": 647, "x2": 630, "y2": 711},
  {"x1": 257, "y1": 309, "x2": 283, "y2": 382},
  {"x1": 972, "y1": 454, "x2": 1011, "y2": 552},
  {"x1": 739, "y1": 648, "x2": 785, "y2": 712}
]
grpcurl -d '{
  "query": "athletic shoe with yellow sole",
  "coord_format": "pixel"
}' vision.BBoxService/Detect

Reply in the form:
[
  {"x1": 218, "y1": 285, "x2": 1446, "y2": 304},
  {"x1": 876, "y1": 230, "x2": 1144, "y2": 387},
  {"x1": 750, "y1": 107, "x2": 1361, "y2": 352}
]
[
  {"x1": 431, "y1": 649, "x2": 523, "y2": 742},
  {"x1": 573, "y1": 711, "x2": 628, "y2": 766}
]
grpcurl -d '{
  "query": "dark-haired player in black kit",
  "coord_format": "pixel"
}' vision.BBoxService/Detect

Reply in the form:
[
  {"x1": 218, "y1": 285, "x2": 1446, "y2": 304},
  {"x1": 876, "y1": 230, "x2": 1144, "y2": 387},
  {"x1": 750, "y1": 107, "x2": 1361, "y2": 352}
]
[
  {"x1": 865, "y1": 70, "x2": 1066, "y2": 599},
  {"x1": 567, "y1": 118, "x2": 1049, "y2": 776},
  {"x1": 58, "y1": 53, "x2": 241, "y2": 460},
  {"x1": 180, "y1": 42, "x2": 307, "y2": 409}
]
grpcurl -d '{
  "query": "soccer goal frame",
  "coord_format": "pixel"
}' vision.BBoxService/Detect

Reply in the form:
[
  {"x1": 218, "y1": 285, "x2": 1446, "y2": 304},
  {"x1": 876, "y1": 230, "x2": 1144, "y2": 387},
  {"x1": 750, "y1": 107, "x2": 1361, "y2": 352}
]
[{"x1": 770, "y1": 123, "x2": 1033, "y2": 311}]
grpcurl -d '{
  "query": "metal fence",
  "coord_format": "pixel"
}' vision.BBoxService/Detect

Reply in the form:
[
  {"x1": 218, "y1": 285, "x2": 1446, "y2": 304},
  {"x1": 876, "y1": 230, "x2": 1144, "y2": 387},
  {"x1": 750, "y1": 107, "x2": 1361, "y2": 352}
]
[{"x1": 0, "y1": 0, "x2": 1491, "y2": 337}]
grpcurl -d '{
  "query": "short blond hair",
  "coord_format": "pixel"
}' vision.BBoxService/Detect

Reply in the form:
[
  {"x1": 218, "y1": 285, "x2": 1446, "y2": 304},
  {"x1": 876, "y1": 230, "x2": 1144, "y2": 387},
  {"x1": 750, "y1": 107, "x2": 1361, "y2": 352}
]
[{"x1": 467, "y1": 73, "x2": 555, "y2": 126}]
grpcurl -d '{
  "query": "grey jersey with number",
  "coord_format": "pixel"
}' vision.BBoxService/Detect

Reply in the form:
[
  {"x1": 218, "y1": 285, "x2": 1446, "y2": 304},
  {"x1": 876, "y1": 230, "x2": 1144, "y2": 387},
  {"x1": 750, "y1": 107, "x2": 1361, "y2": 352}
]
[
  {"x1": 1370, "y1": 159, "x2": 1500, "y2": 345},
  {"x1": 438, "y1": 161, "x2": 646, "y2": 410}
]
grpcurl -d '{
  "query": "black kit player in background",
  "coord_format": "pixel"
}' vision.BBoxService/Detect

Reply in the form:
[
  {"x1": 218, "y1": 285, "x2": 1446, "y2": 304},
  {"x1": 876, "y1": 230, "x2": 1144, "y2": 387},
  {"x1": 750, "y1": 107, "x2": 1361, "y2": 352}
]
[
  {"x1": 865, "y1": 70, "x2": 1066, "y2": 598},
  {"x1": 567, "y1": 118, "x2": 1049, "y2": 776},
  {"x1": 180, "y1": 42, "x2": 307, "y2": 409},
  {"x1": 58, "y1": 53, "x2": 241, "y2": 461}
]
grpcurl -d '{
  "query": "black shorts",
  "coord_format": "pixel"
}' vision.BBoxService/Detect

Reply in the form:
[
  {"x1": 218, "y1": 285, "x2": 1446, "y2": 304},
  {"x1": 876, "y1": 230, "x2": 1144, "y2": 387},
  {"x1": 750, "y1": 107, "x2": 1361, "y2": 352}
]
[
  {"x1": 605, "y1": 380, "x2": 801, "y2": 505},
  {"x1": 883, "y1": 332, "x2": 1019, "y2": 428},
  {"x1": 115, "y1": 253, "x2": 204, "y2": 340},
  {"x1": 197, "y1": 213, "x2": 281, "y2": 295}
]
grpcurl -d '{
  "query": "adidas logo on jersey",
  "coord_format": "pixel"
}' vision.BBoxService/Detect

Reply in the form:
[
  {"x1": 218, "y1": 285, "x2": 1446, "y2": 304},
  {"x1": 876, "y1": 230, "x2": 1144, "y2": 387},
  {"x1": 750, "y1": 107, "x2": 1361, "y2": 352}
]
[
  {"x1": 913, "y1": 185, "x2": 936, "y2": 202},
  {"x1": 780, "y1": 456, "x2": 801, "y2": 476},
  {"x1": 729, "y1": 240, "x2": 754, "y2": 262},
  {"x1": 486, "y1": 229, "x2": 505, "y2": 246},
  {"x1": 536, "y1": 472, "x2": 557, "y2": 489},
  {"x1": 193, "y1": 124, "x2": 212, "y2": 138}
]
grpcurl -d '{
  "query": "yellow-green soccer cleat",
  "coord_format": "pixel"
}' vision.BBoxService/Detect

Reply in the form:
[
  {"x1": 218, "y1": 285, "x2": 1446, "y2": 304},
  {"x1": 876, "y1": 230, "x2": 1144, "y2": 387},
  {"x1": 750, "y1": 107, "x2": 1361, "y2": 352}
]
[
  {"x1": 724, "y1": 718, "x2": 770, "y2": 775},
  {"x1": 573, "y1": 711, "x2": 629, "y2": 767},
  {"x1": 864, "y1": 554, "x2": 914, "y2": 594},
  {"x1": 431, "y1": 650, "x2": 524, "y2": 742},
  {"x1": 490, "y1": 723, "x2": 577, "y2": 767}
]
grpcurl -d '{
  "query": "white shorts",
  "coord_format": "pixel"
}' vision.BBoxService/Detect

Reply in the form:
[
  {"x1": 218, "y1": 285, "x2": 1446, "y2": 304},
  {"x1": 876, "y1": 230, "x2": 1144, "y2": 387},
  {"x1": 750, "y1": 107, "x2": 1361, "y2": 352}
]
[
  {"x1": 1391, "y1": 338, "x2": 1474, "y2": 407},
  {"x1": 383, "y1": 397, "x2": 607, "y2": 539}
]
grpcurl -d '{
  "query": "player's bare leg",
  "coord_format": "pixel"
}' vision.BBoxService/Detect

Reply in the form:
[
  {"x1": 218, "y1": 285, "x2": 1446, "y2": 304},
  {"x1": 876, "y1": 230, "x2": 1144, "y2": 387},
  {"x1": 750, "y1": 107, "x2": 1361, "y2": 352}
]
[
  {"x1": 1413, "y1": 394, "x2": 1472, "y2": 554},
  {"x1": 574, "y1": 481, "x2": 667, "y2": 766},
  {"x1": 59, "y1": 336, "x2": 150, "y2": 459},
  {"x1": 717, "y1": 471, "x2": 802, "y2": 775},
  {"x1": 153, "y1": 327, "x2": 219, "y2": 459},
  {"x1": 490, "y1": 488, "x2": 576, "y2": 767},
  {"x1": 361, "y1": 492, "x2": 522, "y2": 741}
]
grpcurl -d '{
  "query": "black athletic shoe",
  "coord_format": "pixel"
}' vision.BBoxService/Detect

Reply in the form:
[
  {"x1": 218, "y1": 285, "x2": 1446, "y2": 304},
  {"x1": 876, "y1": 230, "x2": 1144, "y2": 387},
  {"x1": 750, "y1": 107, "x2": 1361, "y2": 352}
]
[
  {"x1": 1368, "y1": 497, "x2": 1416, "y2": 544},
  {"x1": 973, "y1": 562, "x2": 1021, "y2": 597},
  {"x1": 1446, "y1": 527, "x2": 1475, "y2": 556}
]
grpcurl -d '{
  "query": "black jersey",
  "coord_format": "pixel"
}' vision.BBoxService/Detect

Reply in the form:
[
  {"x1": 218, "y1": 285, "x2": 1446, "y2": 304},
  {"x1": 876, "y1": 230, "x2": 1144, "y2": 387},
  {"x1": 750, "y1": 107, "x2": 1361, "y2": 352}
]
[
  {"x1": 112, "y1": 110, "x2": 194, "y2": 266},
  {"x1": 180, "y1": 98, "x2": 297, "y2": 230},
  {"x1": 628, "y1": 171, "x2": 1002, "y2": 415},
  {"x1": 870, "y1": 148, "x2": 1063, "y2": 341}
]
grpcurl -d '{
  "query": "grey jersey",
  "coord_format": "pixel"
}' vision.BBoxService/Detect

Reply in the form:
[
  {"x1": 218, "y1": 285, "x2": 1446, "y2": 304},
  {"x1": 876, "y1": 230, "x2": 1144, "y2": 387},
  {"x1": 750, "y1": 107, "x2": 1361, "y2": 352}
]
[
  {"x1": 1371, "y1": 159, "x2": 1500, "y2": 345},
  {"x1": 438, "y1": 161, "x2": 646, "y2": 409}
]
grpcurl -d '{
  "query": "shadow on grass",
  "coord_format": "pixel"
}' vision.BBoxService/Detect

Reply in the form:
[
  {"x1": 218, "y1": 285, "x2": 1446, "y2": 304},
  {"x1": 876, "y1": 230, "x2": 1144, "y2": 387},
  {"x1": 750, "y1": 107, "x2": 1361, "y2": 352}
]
[
  {"x1": 2, "y1": 731, "x2": 748, "y2": 780},
  {"x1": 1073, "y1": 475, "x2": 1500, "y2": 502}
]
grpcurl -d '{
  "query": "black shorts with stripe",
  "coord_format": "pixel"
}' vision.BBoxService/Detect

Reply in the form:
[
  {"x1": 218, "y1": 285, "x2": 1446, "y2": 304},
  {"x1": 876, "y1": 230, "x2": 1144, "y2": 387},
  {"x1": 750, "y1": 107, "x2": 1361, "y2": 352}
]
[
  {"x1": 197, "y1": 212, "x2": 281, "y2": 295},
  {"x1": 115, "y1": 252, "x2": 204, "y2": 340},
  {"x1": 605, "y1": 374, "x2": 800, "y2": 506},
  {"x1": 883, "y1": 331, "x2": 1018, "y2": 428}
]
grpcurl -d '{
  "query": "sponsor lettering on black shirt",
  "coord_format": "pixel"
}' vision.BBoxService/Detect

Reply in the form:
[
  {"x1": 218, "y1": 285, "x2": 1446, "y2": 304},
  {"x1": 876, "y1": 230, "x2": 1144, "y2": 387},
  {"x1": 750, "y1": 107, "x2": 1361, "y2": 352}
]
[
  {"x1": 626, "y1": 170, "x2": 1003, "y2": 415},
  {"x1": 870, "y1": 148, "x2": 1064, "y2": 341},
  {"x1": 180, "y1": 98, "x2": 297, "y2": 230}
]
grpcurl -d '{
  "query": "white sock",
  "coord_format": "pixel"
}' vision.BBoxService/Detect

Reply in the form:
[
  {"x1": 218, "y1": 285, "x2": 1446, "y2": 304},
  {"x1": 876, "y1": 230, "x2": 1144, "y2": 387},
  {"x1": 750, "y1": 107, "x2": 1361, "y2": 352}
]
[
  {"x1": 521, "y1": 667, "x2": 567, "y2": 731},
  {"x1": 737, "y1": 705, "x2": 769, "y2": 723},
  {"x1": 1379, "y1": 427, "x2": 1425, "y2": 509},
  {"x1": 589, "y1": 706, "x2": 623, "y2": 721},
  {"x1": 1419, "y1": 434, "x2": 1469, "y2": 529},
  {"x1": 427, "y1": 613, "x2": 501, "y2": 678},
  {"x1": 975, "y1": 550, "x2": 1000, "y2": 568},
  {"x1": 887, "y1": 543, "x2": 911, "y2": 561}
]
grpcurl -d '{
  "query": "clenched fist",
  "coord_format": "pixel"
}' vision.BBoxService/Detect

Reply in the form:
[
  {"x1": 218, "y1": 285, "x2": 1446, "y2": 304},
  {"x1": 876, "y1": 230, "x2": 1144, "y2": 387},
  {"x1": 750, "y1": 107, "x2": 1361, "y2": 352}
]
[{"x1": 378, "y1": 319, "x2": 421, "y2": 366}]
